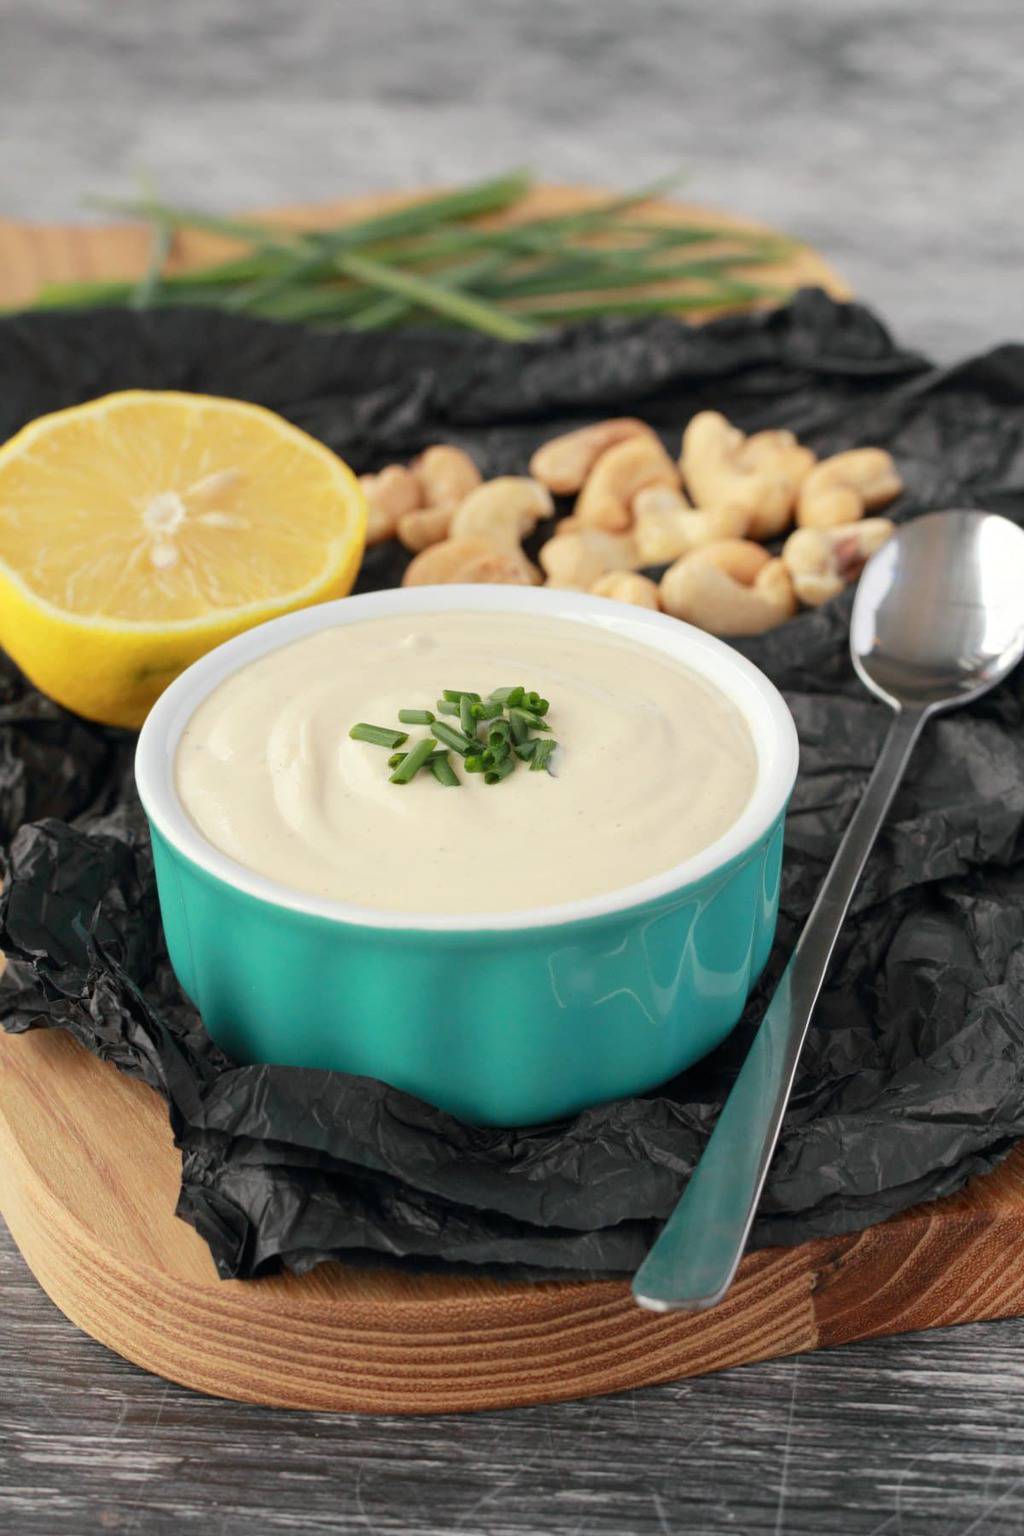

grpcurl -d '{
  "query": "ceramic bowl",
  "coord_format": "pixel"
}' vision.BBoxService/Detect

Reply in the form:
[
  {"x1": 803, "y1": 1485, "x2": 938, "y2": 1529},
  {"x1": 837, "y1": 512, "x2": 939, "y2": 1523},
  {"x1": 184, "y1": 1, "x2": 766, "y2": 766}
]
[{"x1": 135, "y1": 586, "x2": 798, "y2": 1126}]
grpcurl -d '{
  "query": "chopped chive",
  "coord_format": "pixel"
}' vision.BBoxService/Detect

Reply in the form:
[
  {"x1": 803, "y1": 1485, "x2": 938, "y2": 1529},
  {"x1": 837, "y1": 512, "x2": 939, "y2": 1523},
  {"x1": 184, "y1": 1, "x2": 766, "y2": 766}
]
[
  {"x1": 464, "y1": 753, "x2": 486, "y2": 773},
  {"x1": 436, "y1": 698, "x2": 460, "y2": 715},
  {"x1": 484, "y1": 757, "x2": 516, "y2": 785},
  {"x1": 471, "y1": 699, "x2": 503, "y2": 722},
  {"x1": 398, "y1": 708, "x2": 435, "y2": 725},
  {"x1": 459, "y1": 694, "x2": 478, "y2": 735},
  {"x1": 508, "y1": 709, "x2": 529, "y2": 745},
  {"x1": 481, "y1": 743, "x2": 510, "y2": 769},
  {"x1": 350, "y1": 723, "x2": 409, "y2": 749},
  {"x1": 429, "y1": 752, "x2": 460, "y2": 787},
  {"x1": 432, "y1": 720, "x2": 478, "y2": 757},
  {"x1": 487, "y1": 720, "x2": 512, "y2": 748},
  {"x1": 523, "y1": 692, "x2": 549, "y2": 716},
  {"x1": 388, "y1": 751, "x2": 407, "y2": 769},
  {"x1": 530, "y1": 740, "x2": 557, "y2": 774},
  {"x1": 489, "y1": 686, "x2": 524, "y2": 707},
  {"x1": 509, "y1": 708, "x2": 552, "y2": 735},
  {"x1": 442, "y1": 688, "x2": 481, "y2": 703},
  {"x1": 389, "y1": 736, "x2": 437, "y2": 784},
  {"x1": 514, "y1": 739, "x2": 538, "y2": 761}
]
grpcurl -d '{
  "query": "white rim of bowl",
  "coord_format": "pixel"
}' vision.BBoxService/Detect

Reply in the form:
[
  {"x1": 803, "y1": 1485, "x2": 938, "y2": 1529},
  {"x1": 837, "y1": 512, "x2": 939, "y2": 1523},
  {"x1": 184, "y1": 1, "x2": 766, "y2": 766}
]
[{"x1": 135, "y1": 586, "x2": 799, "y2": 933}]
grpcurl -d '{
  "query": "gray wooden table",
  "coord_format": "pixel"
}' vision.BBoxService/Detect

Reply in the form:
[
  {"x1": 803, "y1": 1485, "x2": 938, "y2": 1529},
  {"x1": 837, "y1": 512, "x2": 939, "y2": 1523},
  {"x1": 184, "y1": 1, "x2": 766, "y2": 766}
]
[
  {"x1": 3, "y1": 1, "x2": 1024, "y2": 1530},
  {"x1": 5, "y1": 1223, "x2": 1024, "y2": 1535}
]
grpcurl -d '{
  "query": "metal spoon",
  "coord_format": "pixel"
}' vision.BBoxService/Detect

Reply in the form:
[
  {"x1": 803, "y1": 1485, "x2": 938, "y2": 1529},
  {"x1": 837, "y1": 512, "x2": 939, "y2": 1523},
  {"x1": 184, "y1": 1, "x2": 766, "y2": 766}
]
[{"x1": 633, "y1": 510, "x2": 1024, "y2": 1313}]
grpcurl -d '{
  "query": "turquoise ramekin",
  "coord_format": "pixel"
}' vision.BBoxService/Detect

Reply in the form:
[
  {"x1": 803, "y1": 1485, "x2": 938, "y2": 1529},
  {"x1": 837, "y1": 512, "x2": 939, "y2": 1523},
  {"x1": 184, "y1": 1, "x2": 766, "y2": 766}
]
[{"x1": 135, "y1": 587, "x2": 798, "y2": 1127}]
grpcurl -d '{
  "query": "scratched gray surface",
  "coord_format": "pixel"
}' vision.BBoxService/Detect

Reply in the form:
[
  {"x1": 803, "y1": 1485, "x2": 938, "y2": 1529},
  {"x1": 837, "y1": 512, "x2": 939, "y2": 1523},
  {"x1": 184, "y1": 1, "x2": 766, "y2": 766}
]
[{"x1": 3, "y1": 1, "x2": 1024, "y2": 1532}]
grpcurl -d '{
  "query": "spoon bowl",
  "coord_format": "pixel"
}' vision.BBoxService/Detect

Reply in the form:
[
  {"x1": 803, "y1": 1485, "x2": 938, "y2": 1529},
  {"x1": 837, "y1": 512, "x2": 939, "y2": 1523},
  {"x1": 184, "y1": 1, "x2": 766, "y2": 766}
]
[{"x1": 852, "y1": 510, "x2": 1024, "y2": 712}]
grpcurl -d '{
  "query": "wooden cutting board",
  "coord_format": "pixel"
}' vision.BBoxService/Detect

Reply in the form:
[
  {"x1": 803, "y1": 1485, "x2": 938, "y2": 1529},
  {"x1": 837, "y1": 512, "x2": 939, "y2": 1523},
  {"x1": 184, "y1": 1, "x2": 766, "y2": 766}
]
[{"x1": 2, "y1": 189, "x2": 1023, "y2": 1417}]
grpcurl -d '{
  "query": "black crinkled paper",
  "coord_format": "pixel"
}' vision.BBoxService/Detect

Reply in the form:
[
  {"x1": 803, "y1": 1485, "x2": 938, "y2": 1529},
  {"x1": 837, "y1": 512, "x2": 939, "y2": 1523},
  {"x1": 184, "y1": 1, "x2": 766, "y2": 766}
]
[{"x1": 2, "y1": 291, "x2": 1023, "y2": 1281}]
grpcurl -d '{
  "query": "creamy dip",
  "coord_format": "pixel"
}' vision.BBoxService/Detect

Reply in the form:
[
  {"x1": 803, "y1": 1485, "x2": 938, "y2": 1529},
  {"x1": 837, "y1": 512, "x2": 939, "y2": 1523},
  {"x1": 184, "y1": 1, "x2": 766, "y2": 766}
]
[{"x1": 175, "y1": 612, "x2": 758, "y2": 914}]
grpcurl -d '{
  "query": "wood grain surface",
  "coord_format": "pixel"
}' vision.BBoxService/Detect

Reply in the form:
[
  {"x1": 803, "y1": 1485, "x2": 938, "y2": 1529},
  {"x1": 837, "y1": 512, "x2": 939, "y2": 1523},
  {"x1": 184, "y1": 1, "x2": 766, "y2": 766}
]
[
  {"x1": 0, "y1": 189, "x2": 1021, "y2": 1420},
  {"x1": 4, "y1": 1017, "x2": 1024, "y2": 1417}
]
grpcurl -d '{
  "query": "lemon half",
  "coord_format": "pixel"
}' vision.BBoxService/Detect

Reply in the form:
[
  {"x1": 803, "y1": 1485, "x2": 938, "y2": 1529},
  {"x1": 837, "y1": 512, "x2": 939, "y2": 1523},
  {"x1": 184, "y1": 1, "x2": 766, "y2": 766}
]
[{"x1": 0, "y1": 390, "x2": 366, "y2": 727}]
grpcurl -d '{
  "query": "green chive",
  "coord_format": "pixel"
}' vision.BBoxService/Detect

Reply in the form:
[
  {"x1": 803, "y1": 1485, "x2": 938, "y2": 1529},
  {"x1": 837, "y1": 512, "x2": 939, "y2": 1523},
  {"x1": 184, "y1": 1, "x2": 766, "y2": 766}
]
[
  {"x1": 530, "y1": 740, "x2": 557, "y2": 774},
  {"x1": 388, "y1": 751, "x2": 406, "y2": 769},
  {"x1": 389, "y1": 736, "x2": 437, "y2": 784},
  {"x1": 487, "y1": 721, "x2": 512, "y2": 749},
  {"x1": 398, "y1": 708, "x2": 435, "y2": 725},
  {"x1": 432, "y1": 720, "x2": 478, "y2": 757},
  {"x1": 481, "y1": 743, "x2": 510, "y2": 769},
  {"x1": 442, "y1": 689, "x2": 482, "y2": 703},
  {"x1": 471, "y1": 699, "x2": 503, "y2": 722},
  {"x1": 350, "y1": 723, "x2": 409, "y2": 749},
  {"x1": 509, "y1": 708, "x2": 551, "y2": 735},
  {"x1": 464, "y1": 753, "x2": 486, "y2": 773},
  {"x1": 429, "y1": 752, "x2": 460, "y2": 787},
  {"x1": 436, "y1": 698, "x2": 460, "y2": 715},
  {"x1": 484, "y1": 758, "x2": 516, "y2": 785},
  {"x1": 459, "y1": 694, "x2": 477, "y2": 735},
  {"x1": 523, "y1": 692, "x2": 549, "y2": 716},
  {"x1": 489, "y1": 686, "x2": 524, "y2": 707},
  {"x1": 333, "y1": 249, "x2": 540, "y2": 341},
  {"x1": 514, "y1": 739, "x2": 538, "y2": 762},
  {"x1": 508, "y1": 709, "x2": 530, "y2": 745}
]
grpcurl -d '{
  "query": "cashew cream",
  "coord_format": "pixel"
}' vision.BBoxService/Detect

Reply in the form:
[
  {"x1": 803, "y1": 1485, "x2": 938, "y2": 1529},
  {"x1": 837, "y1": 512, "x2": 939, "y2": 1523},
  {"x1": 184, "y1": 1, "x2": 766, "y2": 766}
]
[{"x1": 175, "y1": 612, "x2": 758, "y2": 914}]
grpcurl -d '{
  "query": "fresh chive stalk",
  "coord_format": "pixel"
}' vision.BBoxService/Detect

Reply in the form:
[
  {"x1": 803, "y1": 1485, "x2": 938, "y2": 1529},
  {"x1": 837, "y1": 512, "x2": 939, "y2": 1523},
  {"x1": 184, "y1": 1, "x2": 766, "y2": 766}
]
[
  {"x1": 17, "y1": 171, "x2": 792, "y2": 334},
  {"x1": 530, "y1": 740, "x2": 557, "y2": 774},
  {"x1": 398, "y1": 708, "x2": 435, "y2": 725}
]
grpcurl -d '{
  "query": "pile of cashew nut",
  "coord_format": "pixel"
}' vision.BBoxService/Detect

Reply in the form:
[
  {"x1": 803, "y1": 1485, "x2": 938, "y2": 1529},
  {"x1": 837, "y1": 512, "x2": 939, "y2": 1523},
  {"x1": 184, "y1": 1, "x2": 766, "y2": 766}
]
[{"x1": 360, "y1": 415, "x2": 903, "y2": 637}]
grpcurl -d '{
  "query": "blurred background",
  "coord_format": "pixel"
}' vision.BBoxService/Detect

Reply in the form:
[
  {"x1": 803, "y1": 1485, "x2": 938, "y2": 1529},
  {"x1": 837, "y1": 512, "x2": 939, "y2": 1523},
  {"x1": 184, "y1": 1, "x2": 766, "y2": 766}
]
[{"x1": 2, "y1": 0, "x2": 1021, "y2": 359}]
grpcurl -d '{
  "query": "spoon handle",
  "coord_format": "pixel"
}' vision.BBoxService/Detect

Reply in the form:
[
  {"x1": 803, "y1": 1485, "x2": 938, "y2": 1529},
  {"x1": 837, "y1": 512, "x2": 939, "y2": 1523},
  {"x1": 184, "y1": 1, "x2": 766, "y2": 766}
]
[{"x1": 632, "y1": 704, "x2": 930, "y2": 1313}]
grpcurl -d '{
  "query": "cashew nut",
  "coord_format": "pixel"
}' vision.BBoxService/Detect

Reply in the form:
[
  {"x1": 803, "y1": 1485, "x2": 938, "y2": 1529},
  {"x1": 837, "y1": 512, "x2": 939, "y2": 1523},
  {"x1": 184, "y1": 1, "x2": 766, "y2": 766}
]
[
  {"x1": 359, "y1": 465, "x2": 423, "y2": 546},
  {"x1": 633, "y1": 485, "x2": 750, "y2": 565},
  {"x1": 449, "y1": 477, "x2": 553, "y2": 547},
  {"x1": 529, "y1": 419, "x2": 655, "y2": 495},
  {"x1": 782, "y1": 518, "x2": 895, "y2": 605},
  {"x1": 589, "y1": 571, "x2": 660, "y2": 609},
  {"x1": 575, "y1": 434, "x2": 680, "y2": 533},
  {"x1": 797, "y1": 449, "x2": 903, "y2": 529},
  {"x1": 412, "y1": 444, "x2": 482, "y2": 507},
  {"x1": 397, "y1": 504, "x2": 456, "y2": 553},
  {"x1": 402, "y1": 537, "x2": 541, "y2": 587},
  {"x1": 540, "y1": 529, "x2": 640, "y2": 589},
  {"x1": 680, "y1": 413, "x2": 814, "y2": 541},
  {"x1": 660, "y1": 539, "x2": 797, "y2": 636}
]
